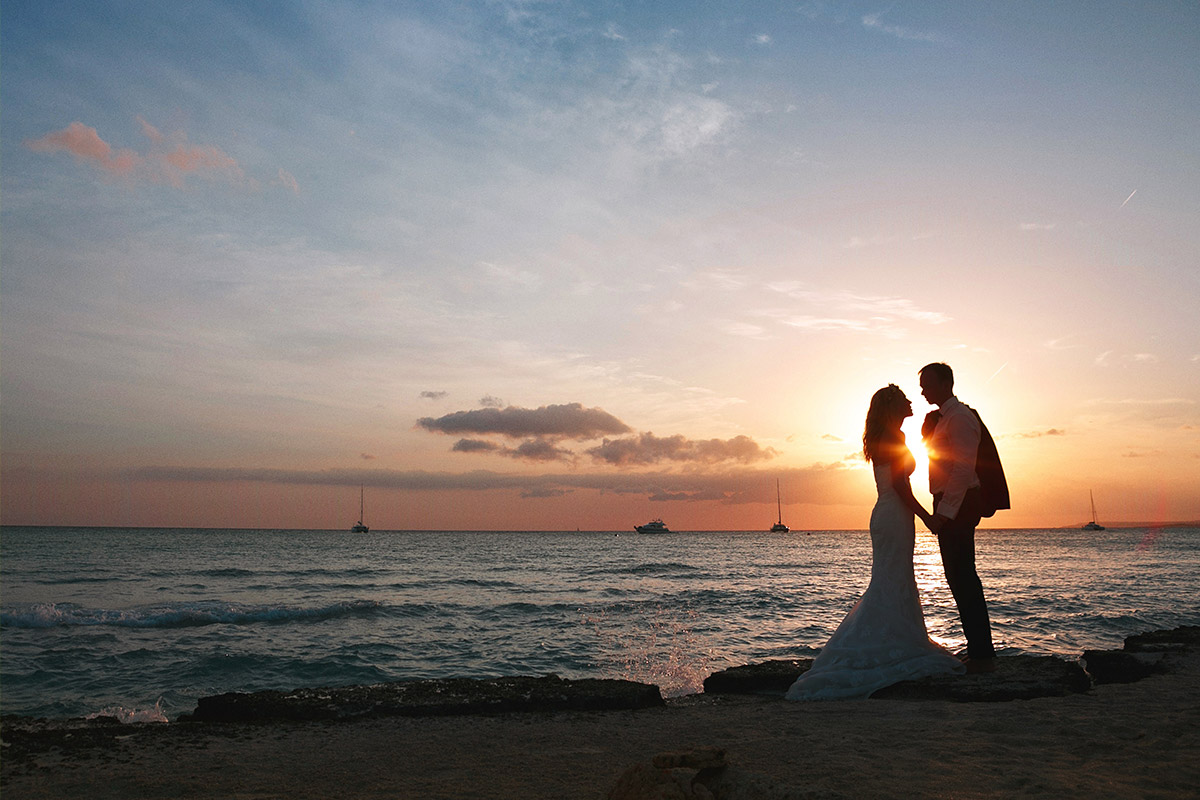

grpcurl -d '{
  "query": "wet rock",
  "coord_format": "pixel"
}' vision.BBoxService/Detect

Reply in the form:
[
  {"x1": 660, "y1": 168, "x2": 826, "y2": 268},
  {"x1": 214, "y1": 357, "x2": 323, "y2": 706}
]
[
  {"x1": 872, "y1": 655, "x2": 1092, "y2": 701},
  {"x1": 1081, "y1": 649, "x2": 1167, "y2": 684},
  {"x1": 1124, "y1": 625, "x2": 1200, "y2": 653},
  {"x1": 180, "y1": 674, "x2": 664, "y2": 723},
  {"x1": 1080, "y1": 625, "x2": 1198, "y2": 683},
  {"x1": 702, "y1": 660, "x2": 812, "y2": 695},
  {"x1": 706, "y1": 656, "x2": 1092, "y2": 702}
]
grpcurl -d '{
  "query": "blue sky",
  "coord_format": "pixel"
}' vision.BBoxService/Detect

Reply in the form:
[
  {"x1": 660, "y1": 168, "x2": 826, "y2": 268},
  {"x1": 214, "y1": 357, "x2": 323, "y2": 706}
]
[{"x1": 3, "y1": 1, "x2": 1198, "y2": 528}]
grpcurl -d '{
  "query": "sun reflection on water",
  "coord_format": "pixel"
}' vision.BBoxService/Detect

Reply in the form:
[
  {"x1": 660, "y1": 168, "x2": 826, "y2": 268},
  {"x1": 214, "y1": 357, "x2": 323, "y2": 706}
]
[{"x1": 914, "y1": 533, "x2": 965, "y2": 650}]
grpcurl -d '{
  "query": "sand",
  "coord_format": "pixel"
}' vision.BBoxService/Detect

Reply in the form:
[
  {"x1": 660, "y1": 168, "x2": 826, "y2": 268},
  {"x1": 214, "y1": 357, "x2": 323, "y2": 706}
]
[{"x1": 3, "y1": 651, "x2": 1198, "y2": 799}]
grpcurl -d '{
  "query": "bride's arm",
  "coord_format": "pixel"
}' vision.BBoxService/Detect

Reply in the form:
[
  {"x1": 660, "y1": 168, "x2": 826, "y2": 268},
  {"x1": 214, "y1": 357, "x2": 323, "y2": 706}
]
[{"x1": 886, "y1": 442, "x2": 933, "y2": 528}]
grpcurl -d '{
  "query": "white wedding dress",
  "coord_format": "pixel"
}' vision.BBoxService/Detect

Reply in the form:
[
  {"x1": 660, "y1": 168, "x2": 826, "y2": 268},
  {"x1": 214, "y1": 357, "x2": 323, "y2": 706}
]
[{"x1": 786, "y1": 460, "x2": 964, "y2": 700}]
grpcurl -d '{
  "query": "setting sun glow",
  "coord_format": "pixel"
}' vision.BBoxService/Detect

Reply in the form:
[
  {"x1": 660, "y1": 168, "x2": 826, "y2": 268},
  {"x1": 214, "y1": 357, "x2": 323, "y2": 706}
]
[{"x1": 2, "y1": 3, "x2": 1198, "y2": 531}]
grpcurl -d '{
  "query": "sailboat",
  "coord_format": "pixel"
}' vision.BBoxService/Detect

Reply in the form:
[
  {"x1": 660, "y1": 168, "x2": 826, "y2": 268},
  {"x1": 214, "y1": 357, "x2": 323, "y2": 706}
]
[
  {"x1": 1082, "y1": 490, "x2": 1104, "y2": 531},
  {"x1": 351, "y1": 485, "x2": 369, "y2": 533},
  {"x1": 770, "y1": 478, "x2": 790, "y2": 532}
]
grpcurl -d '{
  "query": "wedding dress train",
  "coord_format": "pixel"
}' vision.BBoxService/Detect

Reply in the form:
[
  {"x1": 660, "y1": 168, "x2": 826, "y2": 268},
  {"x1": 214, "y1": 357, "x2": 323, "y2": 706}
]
[{"x1": 786, "y1": 461, "x2": 964, "y2": 700}]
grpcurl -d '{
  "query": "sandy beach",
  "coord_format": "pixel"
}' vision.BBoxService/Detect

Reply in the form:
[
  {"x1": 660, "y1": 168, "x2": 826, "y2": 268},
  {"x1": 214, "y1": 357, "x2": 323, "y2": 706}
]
[{"x1": 4, "y1": 639, "x2": 1198, "y2": 800}]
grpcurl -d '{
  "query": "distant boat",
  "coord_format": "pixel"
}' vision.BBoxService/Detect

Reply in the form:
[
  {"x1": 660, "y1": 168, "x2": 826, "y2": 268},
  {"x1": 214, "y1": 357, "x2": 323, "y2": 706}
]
[
  {"x1": 351, "y1": 485, "x2": 369, "y2": 533},
  {"x1": 1082, "y1": 490, "x2": 1105, "y2": 531},
  {"x1": 770, "y1": 478, "x2": 790, "y2": 532},
  {"x1": 635, "y1": 518, "x2": 670, "y2": 534}
]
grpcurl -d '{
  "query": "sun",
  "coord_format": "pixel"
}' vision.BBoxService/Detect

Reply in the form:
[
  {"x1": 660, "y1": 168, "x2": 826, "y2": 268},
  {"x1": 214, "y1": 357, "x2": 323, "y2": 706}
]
[{"x1": 901, "y1": 414, "x2": 932, "y2": 498}]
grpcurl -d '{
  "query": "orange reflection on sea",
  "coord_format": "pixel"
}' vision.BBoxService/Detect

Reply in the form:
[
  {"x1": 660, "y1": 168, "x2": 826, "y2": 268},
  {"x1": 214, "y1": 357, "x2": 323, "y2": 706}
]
[{"x1": 914, "y1": 532, "x2": 964, "y2": 650}]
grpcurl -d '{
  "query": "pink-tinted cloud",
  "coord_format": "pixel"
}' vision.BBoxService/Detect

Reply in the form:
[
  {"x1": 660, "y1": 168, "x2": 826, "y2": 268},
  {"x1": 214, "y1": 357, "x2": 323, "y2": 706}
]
[
  {"x1": 274, "y1": 168, "x2": 300, "y2": 195},
  {"x1": 25, "y1": 121, "x2": 139, "y2": 176},
  {"x1": 26, "y1": 117, "x2": 287, "y2": 192}
]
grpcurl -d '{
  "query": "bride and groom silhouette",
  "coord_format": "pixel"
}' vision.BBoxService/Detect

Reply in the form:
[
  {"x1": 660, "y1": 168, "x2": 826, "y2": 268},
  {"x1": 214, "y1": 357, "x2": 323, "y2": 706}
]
[{"x1": 787, "y1": 362, "x2": 1010, "y2": 701}]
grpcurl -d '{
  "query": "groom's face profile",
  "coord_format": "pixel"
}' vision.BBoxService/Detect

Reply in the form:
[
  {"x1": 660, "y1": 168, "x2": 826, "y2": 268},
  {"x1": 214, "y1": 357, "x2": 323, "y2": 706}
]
[{"x1": 919, "y1": 371, "x2": 952, "y2": 407}]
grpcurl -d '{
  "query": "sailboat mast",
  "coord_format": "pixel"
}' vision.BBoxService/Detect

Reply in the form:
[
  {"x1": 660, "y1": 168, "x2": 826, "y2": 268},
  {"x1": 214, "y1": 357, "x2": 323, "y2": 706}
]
[
  {"x1": 1090, "y1": 490, "x2": 1097, "y2": 524},
  {"x1": 776, "y1": 478, "x2": 783, "y2": 524}
]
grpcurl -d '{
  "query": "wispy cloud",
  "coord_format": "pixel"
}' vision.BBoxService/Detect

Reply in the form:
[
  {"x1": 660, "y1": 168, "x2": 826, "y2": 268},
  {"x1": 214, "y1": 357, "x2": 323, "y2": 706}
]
[
  {"x1": 24, "y1": 117, "x2": 295, "y2": 192},
  {"x1": 25, "y1": 121, "x2": 138, "y2": 176},
  {"x1": 1002, "y1": 428, "x2": 1067, "y2": 439},
  {"x1": 767, "y1": 284, "x2": 949, "y2": 337},
  {"x1": 1087, "y1": 397, "x2": 1195, "y2": 406},
  {"x1": 124, "y1": 463, "x2": 857, "y2": 506},
  {"x1": 721, "y1": 322, "x2": 769, "y2": 339},
  {"x1": 1044, "y1": 336, "x2": 1080, "y2": 351},
  {"x1": 274, "y1": 168, "x2": 300, "y2": 195},
  {"x1": 1096, "y1": 351, "x2": 1164, "y2": 367},
  {"x1": 861, "y1": 12, "x2": 944, "y2": 43},
  {"x1": 1020, "y1": 222, "x2": 1057, "y2": 231}
]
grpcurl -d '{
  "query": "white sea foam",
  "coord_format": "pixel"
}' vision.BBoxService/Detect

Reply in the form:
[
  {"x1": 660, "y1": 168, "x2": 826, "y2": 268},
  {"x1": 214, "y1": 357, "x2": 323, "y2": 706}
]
[{"x1": 85, "y1": 698, "x2": 169, "y2": 724}]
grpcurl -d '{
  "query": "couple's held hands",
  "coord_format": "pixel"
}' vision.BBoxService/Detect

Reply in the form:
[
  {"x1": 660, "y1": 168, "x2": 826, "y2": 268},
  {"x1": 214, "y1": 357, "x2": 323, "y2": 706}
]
[{"x1": 925, "y1": 513, "x2": 950, "y2": 534}]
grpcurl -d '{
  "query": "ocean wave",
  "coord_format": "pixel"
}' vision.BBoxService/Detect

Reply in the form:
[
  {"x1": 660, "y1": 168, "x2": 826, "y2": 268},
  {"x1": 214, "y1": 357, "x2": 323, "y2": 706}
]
[
  {"x1": 592, "y1": 562, "x2": 701, "y2": 576},
  {"x1": 86, "y1": 699, "x2": 170, "y2": 724},
  {"x1": 0, "y1": 599, "x2": 384, "y2": 629}
]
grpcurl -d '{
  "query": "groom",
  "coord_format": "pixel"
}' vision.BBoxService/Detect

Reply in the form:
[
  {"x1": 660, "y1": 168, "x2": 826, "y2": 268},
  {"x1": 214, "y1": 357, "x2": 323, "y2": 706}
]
[{"x1": 919, "y1": 362, "x2": 999, "y2": 674}]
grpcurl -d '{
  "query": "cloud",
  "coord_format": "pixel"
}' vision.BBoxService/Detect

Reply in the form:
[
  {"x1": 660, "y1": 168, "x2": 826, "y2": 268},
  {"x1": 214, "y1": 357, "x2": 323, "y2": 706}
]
[
  {"x1": 453, "y1": 436, "x2": 576, "y2": 463},
  {"x1": 861, "y1": 13, "x2": 943, "y2": 43},
  {"x1": 767, "y1": 285, "x2": 950, "y2": 337},
  {"x1": 585, "y1": 432, "x2": 778, "y2": 466},
  {"x1": 1020, "y1": 222, "x2": 1057, "y2": 231},
  {"x1": 479, "y1": 261, "x2": 542, "y2": 292},
  {"x1": 25, "y1": 121, "x2": 138, "y2": 176},
  {"x1": 452, "y1": 439, "x2": 501, "y2": 453},
  {"x1": 1043, "y1": 336, "x2": 1080, "y2": 351},
  {"x1": 1088, "y1": 398, "x2": 1195, "y2": 406},
  {"x1": 417, "y1": 402, "x2": 632, "y2": 440},
  {"x1": 1003, "y1": 429, "x2": 1067, "y2": 439},
  {"x1": 275, "y1": 168, "x2": 300, "y2": 194},
  {"x1": 479, "y1": 395, "x2": 505, "y2": 408},
  {"x1": 420, "y1": 390, "x2": 449, "y2": 400},
  {"x1": 508, "y1": 439, "x2": 576, "y2": 463},
  {"x1": 124, "y1": 464, "x2": 863, "y2": 506},
  {"x1": 360, "y1": 453, "x2": 377, "y2": 460},
  {"x1": 25, "y1": 117, "x2": 289, "y2": 192},
  {"x1": 602, "y1": 23, "x2": 625, "y2": 41},
  {"x1": 721, "y1": 322, "x2": 769, "y2": 339}
]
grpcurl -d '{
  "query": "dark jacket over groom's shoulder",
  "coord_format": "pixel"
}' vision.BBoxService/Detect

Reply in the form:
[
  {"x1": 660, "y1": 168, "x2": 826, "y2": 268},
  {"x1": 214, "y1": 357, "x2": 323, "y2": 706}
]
[
  {"x1": 967, "y1": 405, "x2": 1009, "y2": 518},
  {"x1": 923, "y1": 406, "x2": 1010, "y2": 519}
]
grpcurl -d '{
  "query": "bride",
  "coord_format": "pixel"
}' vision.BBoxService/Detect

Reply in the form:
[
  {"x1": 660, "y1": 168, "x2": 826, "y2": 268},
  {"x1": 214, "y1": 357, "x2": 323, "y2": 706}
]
[{"x1": 786, "y1": 384, "x2": 964, "y2": 700}]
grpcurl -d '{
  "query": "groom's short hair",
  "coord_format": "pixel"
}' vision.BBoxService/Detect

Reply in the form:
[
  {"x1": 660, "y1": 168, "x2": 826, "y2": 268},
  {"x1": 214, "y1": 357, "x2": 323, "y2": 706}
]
[{"x1": 919, "y1": 362, "x2": 954, "y2": 387}]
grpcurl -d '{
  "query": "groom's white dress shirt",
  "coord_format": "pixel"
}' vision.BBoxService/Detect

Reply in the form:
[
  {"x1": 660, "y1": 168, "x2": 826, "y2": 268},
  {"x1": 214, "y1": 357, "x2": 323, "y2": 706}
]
[{"x1": 928, "y1": 395, "x2": 981, "y2": 520}]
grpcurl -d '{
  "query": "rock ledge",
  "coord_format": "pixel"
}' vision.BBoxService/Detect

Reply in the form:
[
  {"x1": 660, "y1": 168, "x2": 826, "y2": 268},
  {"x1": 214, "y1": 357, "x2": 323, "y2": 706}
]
[{"x1": 178, "y1": 674, "x2": 664, "y2": 723}]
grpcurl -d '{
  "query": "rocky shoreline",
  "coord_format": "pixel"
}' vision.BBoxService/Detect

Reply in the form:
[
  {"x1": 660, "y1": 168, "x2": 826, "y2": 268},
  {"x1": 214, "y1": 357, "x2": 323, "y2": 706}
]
[
  {"x1": 2, "y1": 625, "x2": 1195, "y2": 732},
  {"x1": 2, "y1": 626, "x2": 1197, "y2": 799}
]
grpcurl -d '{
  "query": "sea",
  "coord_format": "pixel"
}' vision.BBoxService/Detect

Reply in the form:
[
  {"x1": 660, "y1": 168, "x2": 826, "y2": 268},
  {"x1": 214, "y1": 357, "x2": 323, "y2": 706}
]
[{"x1": 2, "y1": 525, "x2": 1198, "y2": 723}]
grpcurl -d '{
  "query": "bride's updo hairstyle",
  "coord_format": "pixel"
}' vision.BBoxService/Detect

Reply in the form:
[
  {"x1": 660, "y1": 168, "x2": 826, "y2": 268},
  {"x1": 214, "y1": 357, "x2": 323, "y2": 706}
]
[{"x1": 863, "y1": 384, "x2": 905, "y2": 463}]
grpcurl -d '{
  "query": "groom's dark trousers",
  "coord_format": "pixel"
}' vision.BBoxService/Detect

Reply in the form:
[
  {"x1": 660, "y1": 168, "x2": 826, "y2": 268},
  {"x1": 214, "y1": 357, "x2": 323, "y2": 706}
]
[{"x1": 934, "y1": 487, "x2": 996, "y2": 660}]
